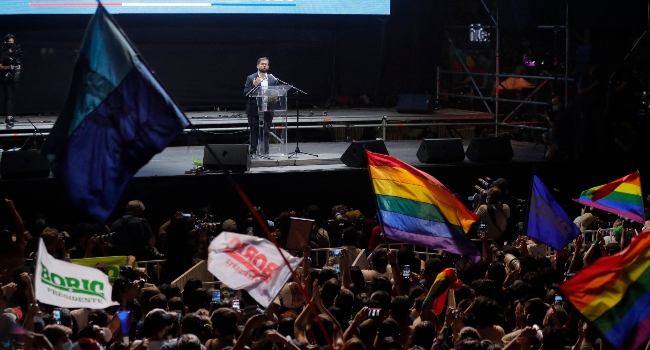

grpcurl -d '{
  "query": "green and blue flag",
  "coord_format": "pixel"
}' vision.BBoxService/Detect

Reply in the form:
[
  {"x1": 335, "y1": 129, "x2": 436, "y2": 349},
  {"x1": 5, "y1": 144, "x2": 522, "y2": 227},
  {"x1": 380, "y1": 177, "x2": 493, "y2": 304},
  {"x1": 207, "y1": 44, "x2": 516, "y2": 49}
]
[{"x1": 41, "y1": 4, "x2": 188, "y2": 222}]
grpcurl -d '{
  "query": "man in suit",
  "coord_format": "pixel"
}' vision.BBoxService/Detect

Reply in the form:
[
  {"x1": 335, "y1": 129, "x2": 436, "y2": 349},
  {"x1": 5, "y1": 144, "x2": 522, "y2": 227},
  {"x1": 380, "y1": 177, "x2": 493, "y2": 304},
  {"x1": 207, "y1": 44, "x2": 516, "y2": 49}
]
[{"x1": 244, "y1": 57, "x2": 278, "y2": 154}]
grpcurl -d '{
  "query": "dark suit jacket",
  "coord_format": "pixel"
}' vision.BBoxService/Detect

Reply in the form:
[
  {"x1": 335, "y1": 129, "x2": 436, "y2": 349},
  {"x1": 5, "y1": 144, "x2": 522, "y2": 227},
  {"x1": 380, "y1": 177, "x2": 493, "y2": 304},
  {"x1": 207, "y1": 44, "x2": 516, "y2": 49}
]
[{"x1": 244, "y1": 72, "x2": 278, "y2": 117}]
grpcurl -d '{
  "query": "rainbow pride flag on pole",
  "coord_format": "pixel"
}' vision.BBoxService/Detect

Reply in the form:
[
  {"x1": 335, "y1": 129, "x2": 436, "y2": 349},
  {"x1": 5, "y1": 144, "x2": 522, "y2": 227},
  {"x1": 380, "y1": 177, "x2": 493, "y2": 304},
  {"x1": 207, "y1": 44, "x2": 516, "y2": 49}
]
[
  {"x1": 574, "y1": 172, "x2": 644, "y2": 223},
  {"x1": 559, "y1": 230, "x2": 650, "y2": 350},
  {"x1": 366, "y1": 151, "x2": 481, "y2": 262}
]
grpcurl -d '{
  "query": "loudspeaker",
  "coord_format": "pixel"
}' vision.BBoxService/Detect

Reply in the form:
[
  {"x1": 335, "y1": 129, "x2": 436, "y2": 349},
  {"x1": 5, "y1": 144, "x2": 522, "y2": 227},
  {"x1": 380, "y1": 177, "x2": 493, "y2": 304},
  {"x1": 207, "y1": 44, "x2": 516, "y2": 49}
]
[
  {"x1": 396, "y1": 94, "x2": 432, "y2": 114},
  {"x1": 0, "y1": 150, "x2": 50, "y2": 179},
  {"x1": 416, "y1": 138, "x2": 465, "y2": 164},
  {"x1": 203, "y1": 144, "x2": 251, "y2": 172},
  {"x1": 340, "y1": 140, "x2": 388, "y2": 167},
  {"x1": 465, "y1": 138, "x2": 514, "y2": 163}
]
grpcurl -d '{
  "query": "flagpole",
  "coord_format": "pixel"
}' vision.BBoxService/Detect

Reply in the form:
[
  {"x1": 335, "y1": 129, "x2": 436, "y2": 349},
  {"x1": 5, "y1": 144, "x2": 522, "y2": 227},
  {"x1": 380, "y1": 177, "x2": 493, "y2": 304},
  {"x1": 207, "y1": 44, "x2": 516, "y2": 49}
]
[{"x1": 522, "y1": 169, "x2": 535, "y2": 243}]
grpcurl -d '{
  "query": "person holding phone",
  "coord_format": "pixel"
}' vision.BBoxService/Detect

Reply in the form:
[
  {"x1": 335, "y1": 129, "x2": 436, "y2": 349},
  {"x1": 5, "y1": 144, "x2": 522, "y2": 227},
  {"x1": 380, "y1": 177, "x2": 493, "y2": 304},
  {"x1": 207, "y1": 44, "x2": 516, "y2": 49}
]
[{"x1": 327, "y1": 228, "x2": 368, "y2": 269}]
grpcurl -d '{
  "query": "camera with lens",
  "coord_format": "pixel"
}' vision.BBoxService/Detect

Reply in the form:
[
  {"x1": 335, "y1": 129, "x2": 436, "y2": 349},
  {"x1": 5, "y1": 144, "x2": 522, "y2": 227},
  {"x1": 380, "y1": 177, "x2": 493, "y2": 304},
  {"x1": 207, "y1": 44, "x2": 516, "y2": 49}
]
[
  {"x1": 95, "y1": 232, "x2": 115, "y2": 244},
  {"x1": 490, "y1": 243, "x2": 504, "y2": 262},
  {"x1": 504, "y1": 253, "x2": 521, "y2": 272}
]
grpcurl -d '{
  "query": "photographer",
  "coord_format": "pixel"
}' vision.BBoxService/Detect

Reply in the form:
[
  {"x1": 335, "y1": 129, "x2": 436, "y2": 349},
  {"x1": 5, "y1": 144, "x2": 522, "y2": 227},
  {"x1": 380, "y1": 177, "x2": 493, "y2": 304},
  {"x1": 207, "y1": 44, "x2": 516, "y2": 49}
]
[
  {"x1": 474, "y1": 187, "x2": 510, "y2": 244},
  {"x1": 1, "y1": 34, "x2": 21, "y2": 128}
]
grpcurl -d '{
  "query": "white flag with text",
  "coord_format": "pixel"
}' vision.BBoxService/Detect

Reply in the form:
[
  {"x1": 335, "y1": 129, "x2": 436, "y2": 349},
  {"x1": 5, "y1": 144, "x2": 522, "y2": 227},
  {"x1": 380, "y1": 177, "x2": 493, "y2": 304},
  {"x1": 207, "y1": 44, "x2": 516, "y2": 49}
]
[
  {"x1": 35, "y1": 239, "x2": 118, "y2": 309},
  {"x1": 207, "y1": 232, "x2": 302, "y2": 308}
]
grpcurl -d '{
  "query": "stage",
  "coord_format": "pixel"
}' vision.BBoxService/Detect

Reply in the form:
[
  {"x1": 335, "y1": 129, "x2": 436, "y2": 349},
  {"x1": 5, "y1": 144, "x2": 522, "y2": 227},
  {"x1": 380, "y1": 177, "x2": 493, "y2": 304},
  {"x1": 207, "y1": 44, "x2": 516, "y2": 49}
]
[
  {"x1": 0, "y1": 108, "x2": 608, "y2": 228},
  {"x1": 0, "y1": 107, "x2": 494, "y2": 141},
  {"x1": 137, "y1": 139, "x2": 545, "y2": 177}
]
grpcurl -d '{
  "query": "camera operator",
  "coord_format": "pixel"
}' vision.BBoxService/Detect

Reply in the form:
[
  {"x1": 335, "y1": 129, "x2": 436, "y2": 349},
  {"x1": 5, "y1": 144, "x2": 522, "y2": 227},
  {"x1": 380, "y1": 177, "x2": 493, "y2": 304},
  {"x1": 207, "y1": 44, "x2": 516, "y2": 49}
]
[
  {"x1": 474, "y1": 187, "x2": 510, "y2": 245},
  {"x1": 1, "y1": 34, "x2": 21, "y2": 128},
  {"x1": 542, "y1": 95, "x2": 572, "y2": 160}
]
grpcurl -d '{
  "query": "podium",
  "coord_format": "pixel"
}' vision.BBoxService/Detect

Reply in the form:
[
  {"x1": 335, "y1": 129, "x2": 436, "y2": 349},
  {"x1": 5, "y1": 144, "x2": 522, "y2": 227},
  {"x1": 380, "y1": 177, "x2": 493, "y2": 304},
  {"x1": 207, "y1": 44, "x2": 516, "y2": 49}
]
[{"x1": 251, "y1": 85, "x2": 292, "y2": 156}]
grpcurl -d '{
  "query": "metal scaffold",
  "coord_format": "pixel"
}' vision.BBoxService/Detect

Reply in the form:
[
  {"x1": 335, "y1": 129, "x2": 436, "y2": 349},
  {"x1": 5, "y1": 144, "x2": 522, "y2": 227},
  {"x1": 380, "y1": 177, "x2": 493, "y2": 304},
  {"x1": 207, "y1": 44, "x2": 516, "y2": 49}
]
[{"x1": 436, "y1": 0, "x2": 572, "y2": 138}]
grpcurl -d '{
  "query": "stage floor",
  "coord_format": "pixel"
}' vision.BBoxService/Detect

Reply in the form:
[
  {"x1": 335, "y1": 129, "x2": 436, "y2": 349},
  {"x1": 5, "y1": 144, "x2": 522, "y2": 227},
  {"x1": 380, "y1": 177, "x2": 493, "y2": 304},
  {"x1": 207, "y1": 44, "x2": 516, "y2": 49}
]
[
  {"x1": 1, "y1": 107, "x2": 493, "y2": 137},
  {"x1": 137, "y1": 139, "x2": 545, "y2": 177}
]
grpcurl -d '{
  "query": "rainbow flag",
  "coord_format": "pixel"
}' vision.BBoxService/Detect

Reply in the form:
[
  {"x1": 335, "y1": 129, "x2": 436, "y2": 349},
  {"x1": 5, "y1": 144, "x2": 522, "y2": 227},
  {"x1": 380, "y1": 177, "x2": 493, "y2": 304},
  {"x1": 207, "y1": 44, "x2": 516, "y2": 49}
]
[
  {"x1": 574, "y1": 172, "x2": 643, "y2": 223},
  {"x1": 366, "y1": 151, "x2": 481, "y2": 262},
  {"x1": 558, "y1": 230, "x2": 650, "y2": 350},
  {"x1": 421, "y1": 268, "x2": 462, "y2": 314}
]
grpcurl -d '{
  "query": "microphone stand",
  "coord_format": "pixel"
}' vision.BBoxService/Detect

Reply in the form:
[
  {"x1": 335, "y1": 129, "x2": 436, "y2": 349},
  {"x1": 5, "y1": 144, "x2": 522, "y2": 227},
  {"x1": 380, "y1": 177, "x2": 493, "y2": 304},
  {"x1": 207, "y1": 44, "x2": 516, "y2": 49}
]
[
  {"x1": 272, "y1": 75, "x2": 317, "y2": 159},
  {"x1": 26, "y1": 119, "x2": 45, "y2": 150}
]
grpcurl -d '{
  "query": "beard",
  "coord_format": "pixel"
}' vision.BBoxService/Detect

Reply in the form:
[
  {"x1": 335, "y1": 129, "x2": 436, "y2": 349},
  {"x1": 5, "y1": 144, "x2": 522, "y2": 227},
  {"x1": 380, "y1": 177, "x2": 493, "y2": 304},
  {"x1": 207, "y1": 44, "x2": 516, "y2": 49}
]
[{"x1": 259, "y1": 68, "x2": 268, "y2": 73}]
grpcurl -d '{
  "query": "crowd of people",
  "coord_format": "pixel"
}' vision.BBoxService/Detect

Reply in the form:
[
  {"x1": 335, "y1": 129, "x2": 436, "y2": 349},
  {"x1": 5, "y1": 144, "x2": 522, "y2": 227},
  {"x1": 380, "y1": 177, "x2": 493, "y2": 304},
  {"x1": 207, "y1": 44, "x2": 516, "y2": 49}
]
[{"x1": 1, "y1": 175, "x2": 650, "y2": 350}]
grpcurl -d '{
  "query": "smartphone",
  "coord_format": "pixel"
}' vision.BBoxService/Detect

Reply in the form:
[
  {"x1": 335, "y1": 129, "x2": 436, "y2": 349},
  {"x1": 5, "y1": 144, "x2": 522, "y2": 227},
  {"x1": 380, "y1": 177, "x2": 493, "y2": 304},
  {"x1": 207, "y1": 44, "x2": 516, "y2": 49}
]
[
  {"x1": 53, "y1": 308, "x2": 61, "y2": 324},
  {"x1": 232, "y1": 298, "x2": 240, "y2": 311},
  {"x1": 332, "y1": 249, "x2": 343, "y2": 257},
  {"x1": 177, "y1": 311, "x2": 183, "y2": 322},
  {"x1": 211, "y1": 290, "x2": 221, "y2": 303},
  {"x1": 365, "y1": 281, "x2": 373, "y2": 290},
  {"x1": 554, "y1": 295, "x2": 563, "y2": 306},
  {"x1": 478, "y1": 222, "x2": 488, "y2": 237},
  {"x1": 334, "y1": 264, "x2": 340, "y2": 275},
  {"x1": 368, "y1": 308, "x2": 381, "y2": 317},
  {"x1": 402, "y1": 265, "x2": 410, "y2": 279}
]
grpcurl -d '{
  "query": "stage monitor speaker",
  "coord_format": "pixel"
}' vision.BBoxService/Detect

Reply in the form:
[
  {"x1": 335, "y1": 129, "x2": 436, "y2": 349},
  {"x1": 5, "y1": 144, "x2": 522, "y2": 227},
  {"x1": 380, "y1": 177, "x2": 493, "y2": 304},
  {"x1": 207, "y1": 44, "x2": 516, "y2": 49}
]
[
  {"x1": 465, "y1": 138, "x2": 514, "y2": 163},
  {"x1": 396, "y1": 94, "x2": 432, "y2": 114},
  {"x1": 203, "y1": 144, "x2": 251, "y2": 172},
  {"x1": 0, "y1": 150, "x2": 50, "y2": 179},
  {"x1": 340, "y1": 140, "x2": 388, "y2": 167},
  {"x1": 416, "y1": 138, "x2": 465, "y2": 164}
]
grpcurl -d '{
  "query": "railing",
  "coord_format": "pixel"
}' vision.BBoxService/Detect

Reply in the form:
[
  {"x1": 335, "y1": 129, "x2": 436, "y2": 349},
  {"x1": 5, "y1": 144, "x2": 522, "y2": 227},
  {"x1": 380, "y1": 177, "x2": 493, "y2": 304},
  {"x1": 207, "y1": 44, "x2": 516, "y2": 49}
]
[
  {"x1": 135, "y1": 259, "x2": 166, "y2": 282},
  {"x1": 170, "y1": 260, "x2": 214, "y2": 292}
]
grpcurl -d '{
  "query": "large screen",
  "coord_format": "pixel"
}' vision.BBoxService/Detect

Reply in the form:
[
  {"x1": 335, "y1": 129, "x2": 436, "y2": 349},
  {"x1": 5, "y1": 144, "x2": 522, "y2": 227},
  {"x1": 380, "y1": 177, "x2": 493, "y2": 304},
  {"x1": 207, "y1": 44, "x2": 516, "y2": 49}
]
[{"x1": 2, "y1": 0, "x2": 390, "y2": 15}]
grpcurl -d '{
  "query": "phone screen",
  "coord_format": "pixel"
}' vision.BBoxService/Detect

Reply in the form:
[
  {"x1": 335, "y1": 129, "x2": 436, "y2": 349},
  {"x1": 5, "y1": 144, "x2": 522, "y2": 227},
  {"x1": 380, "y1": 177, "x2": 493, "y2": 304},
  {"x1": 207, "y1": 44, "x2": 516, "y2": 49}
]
[
  {"x1": 177, "y1": 312, "x2": 183, "y2": 322},
  {"x1": 554, "y1": 295, "x2": 563, "y2": 306},
  {"x1": 53, "y1": 309, "x2": 61, "y2": 323},
  {"x1": 402, "y1": 265, "x2": 410, "y2": 278},
  {"x1": 232, "y1": 298, "x2": 240, "y2": 311},
  {"x1": 212, "y1": 290, "x2": 221, "y2": 303},
  {"x1": 332, "y1": 249, "x2": 342, "y2": 257},
  {"x1": 368, "y1": 308, "x2": 381, "y2": 317},
  {"x1": 334, "y1": 264, "x2": 340, "y2": 274},
  {"x1": 478, "y1": 222, "x2": 488, "y2": 237}
]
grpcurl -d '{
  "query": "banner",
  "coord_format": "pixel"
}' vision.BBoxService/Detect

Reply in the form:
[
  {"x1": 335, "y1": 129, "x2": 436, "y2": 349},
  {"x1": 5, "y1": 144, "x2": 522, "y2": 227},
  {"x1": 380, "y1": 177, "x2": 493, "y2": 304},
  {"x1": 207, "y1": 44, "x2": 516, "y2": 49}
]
[
  {"x1": 207, "y1": 232, "x2": 302, "y2": 308},
  {"x1": 35, "y1": 239, "x2": 118, "y2": 309},
  {"x1": 71, "y1": 256, "x2": 132, "y2": 284}
]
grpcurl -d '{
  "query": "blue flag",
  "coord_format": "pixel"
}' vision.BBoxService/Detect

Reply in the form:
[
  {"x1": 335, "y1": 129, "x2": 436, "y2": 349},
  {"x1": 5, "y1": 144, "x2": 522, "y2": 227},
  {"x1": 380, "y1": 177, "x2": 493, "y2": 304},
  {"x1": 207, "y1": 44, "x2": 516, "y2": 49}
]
[
  {"x1": 526, "y1": 174, "x2": 581, "y2": 251},
  {"x1": 41, "y1": 4, "x2": 189, "y2": 223}
]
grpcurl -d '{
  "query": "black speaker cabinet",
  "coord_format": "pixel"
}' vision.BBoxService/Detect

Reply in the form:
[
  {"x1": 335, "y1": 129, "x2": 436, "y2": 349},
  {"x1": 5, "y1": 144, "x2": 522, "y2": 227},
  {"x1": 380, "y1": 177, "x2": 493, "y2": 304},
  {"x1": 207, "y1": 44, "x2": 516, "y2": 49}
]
[
  {"x1": 465, "y1": 138, "x2": 514, "y2": 163},
  {"x1": 203, "y1": 144, "x2": 251, "y2": 172},
  {"x1": 396, "y1": 94, "x2": 433, "y2": 114},
  {"x1": 416, "y1": 138, "x2": 465, "y2": 164},
  {"x1": 340, "y1": 140, "x2": 389, "y2": 167},
  {"x1": 0, "y1": 150, "x2": 51, "y2": 179}
]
